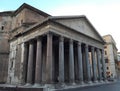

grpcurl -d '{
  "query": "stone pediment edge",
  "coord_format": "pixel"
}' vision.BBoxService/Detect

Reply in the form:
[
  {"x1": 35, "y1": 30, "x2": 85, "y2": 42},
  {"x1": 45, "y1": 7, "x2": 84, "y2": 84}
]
[
  {"x1": 51, "y1": 16, "x2": 105, "y2": 44},
  {"x1": 50, "y1": 19, "x2": 105, "y2": 44}
]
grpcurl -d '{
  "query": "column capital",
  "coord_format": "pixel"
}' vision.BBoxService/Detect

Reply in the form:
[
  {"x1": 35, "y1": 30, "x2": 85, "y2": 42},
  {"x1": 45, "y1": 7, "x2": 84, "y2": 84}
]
[
  {"x1": 91, "y1": 46, "x2": 95, "y2": 50},
  {"x1": 101, "y1": 49, "x2": 104, "y2": 53},
  {"x1": 29, "y1": 39, "x2": 34, "y2": 44},
  {"x1": 96, "y1": 48, "x2": 100, "y2": 54},
  {"x1": 59, "y1": 36, "x2": 64, "y2": 42},
  {"x1": 24, "y1": 42, "x2": 29, "y2": 47},
  {"x1": 78, "y1": 41, "x2": 82, "y2": 46},
  {"x1": 47, "y1": 32, "x2": 53, "y2": 36},
  {"x1": 35, "y1": 36, "x2": 42, "y2": 40},
  {"x1": 69, "y1": 39, "x2": 73, "y2": 44},
  {"x1": 85, "y1": 44, "x2": 88, "y2": 48}
]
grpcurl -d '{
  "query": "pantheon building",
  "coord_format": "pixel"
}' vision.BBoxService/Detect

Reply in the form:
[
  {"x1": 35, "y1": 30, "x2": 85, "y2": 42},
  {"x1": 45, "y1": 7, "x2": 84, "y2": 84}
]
[{"x1": 0, "y1": 3, "x2": 107, "y2": 90}]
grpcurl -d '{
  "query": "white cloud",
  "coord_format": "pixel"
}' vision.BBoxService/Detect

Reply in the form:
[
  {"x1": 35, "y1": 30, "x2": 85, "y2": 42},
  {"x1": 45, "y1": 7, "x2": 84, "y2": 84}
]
[{"x1": 49, "y1": 3, "x2": 120, "y2": 51}]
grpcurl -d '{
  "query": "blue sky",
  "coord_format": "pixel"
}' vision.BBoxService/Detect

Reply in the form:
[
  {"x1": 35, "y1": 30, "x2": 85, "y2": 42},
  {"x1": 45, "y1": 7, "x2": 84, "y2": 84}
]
[
  {"x1": 1, "y1": 0, "x2": 120, "y2": 51},
  {"x1": 1, "y1": 0, "x2": 120, "y2": 11}
]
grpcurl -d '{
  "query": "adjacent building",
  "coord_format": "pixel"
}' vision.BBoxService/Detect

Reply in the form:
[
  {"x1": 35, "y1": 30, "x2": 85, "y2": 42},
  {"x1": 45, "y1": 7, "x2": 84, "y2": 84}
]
[
  {"x1": 0, "y1": 3, "x2": 108, "y2": 90},
  {"x1": 103, "y1": 35, "x2": 118, "y2": 79},
  {"x1": 117, "y1": 52, "x2": 120, "y2": 79}
]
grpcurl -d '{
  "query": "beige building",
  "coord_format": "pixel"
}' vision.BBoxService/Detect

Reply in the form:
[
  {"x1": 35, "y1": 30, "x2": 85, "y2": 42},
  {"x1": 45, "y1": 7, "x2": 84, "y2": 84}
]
[
  {"x1": 0, "y1": 3, "x2": 109, "y2": 90},
  {"x1": 117, "y1": 52, "x2": 120, "y2": 79},
  {"x1": 103, "y1": 35, "x2": 118, "y2": 79}
]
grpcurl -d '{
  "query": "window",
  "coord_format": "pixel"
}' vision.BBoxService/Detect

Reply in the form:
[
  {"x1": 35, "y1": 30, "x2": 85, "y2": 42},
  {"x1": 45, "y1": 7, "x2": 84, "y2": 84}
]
[
  {"x1": 21, "y1": 20, "x2": 23, "y2": 24},
  {"x1": 104, "y1": 46, "x2": 107, "y2": 49},
  {"x1": 105, "y1": 51, "x2": 107, "y2": 55},
  {"x1": 107, "y1": 67, "x2": 109, "y2": 70},
  {"x1": 1, "y1": 25, "x2": 4, "y2": 30},
  {"x1": 105, "y1": 58, "x2": 109, "y2": 63}
]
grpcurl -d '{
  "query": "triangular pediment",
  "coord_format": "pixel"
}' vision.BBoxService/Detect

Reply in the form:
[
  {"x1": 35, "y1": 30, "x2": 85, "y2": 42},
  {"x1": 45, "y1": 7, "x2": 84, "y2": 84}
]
[{"x1": 52, "y1": 16, "x2": 104, "y2": 43}]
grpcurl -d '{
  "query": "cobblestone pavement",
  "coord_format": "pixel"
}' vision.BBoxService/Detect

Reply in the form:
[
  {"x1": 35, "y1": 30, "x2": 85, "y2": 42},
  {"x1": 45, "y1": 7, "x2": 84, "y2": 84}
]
[{"x1": 58, "y1": 80, "x2": 120, "y2": 91}]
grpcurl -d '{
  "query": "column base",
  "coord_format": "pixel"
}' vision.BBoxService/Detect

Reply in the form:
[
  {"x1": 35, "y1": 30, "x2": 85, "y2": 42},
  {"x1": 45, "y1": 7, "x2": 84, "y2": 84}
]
[
  {"x1": 87, "y1": 81, "x2": 92, "y2": 84},
  {"x1": 78, "y1": 81, "x2": 84, "y2": 85},
  {"x1": 44, "y1": 84, "x2": 55, "y2": 89},
  {"x1": 32, "y1": 83, "x2": 43, "y2": 87},
  {"x1": 68, "y1": 82, "x2": 76, "y2": 86},
  {"x1": 104, "y1": 79, "x2": 108, "y2": 82},
  {"x1": 99, "y1": 80, "x2": 104, "y2": 83},
  {"x1": 55, "y1": 83, "x2": 66, "y2": 89},
  {"x1": 24, "y1": 83, "x2": 32, "y2": 87},
  {"x1": 93, "y1": 80, "x2": 98, "y2": 83}
]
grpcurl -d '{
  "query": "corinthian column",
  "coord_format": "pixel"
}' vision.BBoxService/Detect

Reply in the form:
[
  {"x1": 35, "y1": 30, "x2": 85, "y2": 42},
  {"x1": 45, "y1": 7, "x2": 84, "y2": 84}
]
[
  {"x1": 91, "y1": 46, "x2": 97, "y2": 82},
  {"x1": 34, "y1": 37, "x2": 42, "y2": 86},
  {"x1": 85, "y1": 44, "x2": 91, "y2": 83},
  {"x1": 46, "y1": 33, "x2": 53, "y2": 83},
  {"x1": 69, "y1": 39, "x2": 75, "y2": 83},
  {"x1": 96, "y1": 48, "x2": 102, "y2": 81},
  {"x1": 26, "y1": 40, "x2": 34, "y2": 85},
  {"x1": 77, "y1": 42, "x2": 83, "y2": 84},
  {"x1": 59, "y1": 36, "x2": 64, "y2": 84}
]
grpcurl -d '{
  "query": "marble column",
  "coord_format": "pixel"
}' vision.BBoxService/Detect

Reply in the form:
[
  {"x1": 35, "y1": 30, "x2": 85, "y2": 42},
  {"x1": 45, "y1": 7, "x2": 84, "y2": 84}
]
[
  {"x1": 26, "y1": 40, "x2": 34, "y2": 85},
  {"x1": 101, "y1": 49, "x2": 107, "y2": 81},
  {"x1": 77, "y1": 42, "x2": 83, "y2": 84},
  {"x1": 23, "y1": 43, "x2": 28, "y2": 84},
  {"x1": 85, "y1": 44, "x2": 91, "y2": 83},
  {"x1": 96, "y1": 48, "x2": 102, "y2": 81},
  {"x1": 46, "y1": 33, "x2": 53, "y2": 83},
  {"x1": 34, "y1": 37, "x2": 42, "y2": 85},
  {"x1": 59, "y1": 36, "x2": 64, "y2": 83},
  {"x1": 91, "y1": 47, "x2": 97, "y2": 82},
  {"x1": 69, "y1": 39, "x2": 75, "y2": 83}
]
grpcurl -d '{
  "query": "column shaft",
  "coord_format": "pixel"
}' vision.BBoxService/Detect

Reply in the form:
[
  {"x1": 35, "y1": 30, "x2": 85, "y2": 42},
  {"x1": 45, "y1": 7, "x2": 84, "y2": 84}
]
[
  {"x1": 27, "y1": 40, "x2": 34, "y2": 84},
  {"x1": 96, "y1": 48, "x2": 102, "y2": 81},
  {"x1": 101, "y1": 49, "x2": 107, "y2": 81},
  {"x1": 85, "y1": 44, "x2": 91, "y2": 82},
  {"x1": 91, "y1": 47, "x2": 97, "y2": 82},
  {"x1": 23, "y1": 43, "x2": 28, "y2": 83},
  {"x1": 59, "y1": 36, "x2": 64, "y2": 83},
  {"x1": 46, "y1": 33, "x2": 53, "y2": 83},
  {"x1": 35, "y1": 37, "x2": 42, "y2": 84},
  {"x1": 69, "y1": 39, "x2": 75, "y2": 83},
  {"x1": 77, "y1": 42, "x2": 83, "y2": 83}
]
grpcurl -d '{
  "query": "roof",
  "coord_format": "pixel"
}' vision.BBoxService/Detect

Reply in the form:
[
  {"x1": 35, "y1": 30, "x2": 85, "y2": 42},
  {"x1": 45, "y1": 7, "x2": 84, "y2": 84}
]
[
  {"x1": 103, "y1": 34, "x2": 118, "y2": 50},
  {"x1": 19, "y1": 15, "x2": 105, "y2": 43},
  {"x1": 0, "y1": 11, "x2": 13, "y2": 16},
  {"x1": 12, "y1": 3, "x2": 51, "y2": 17},
  {"x1": 50, "y1": 15, "x2": 105, "y2": 43}
]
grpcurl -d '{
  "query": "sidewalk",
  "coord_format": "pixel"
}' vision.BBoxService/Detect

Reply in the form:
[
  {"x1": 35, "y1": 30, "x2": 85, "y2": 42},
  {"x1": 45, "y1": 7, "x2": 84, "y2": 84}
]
[{"x1": 0, "y1": 80, "x2": 116, "y2": 91}]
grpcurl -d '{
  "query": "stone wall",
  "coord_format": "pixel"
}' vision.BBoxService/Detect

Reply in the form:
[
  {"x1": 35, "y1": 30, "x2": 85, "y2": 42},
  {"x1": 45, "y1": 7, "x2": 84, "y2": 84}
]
[{"x1": 0, "y1": 13, "x2": 12, "y2": 83}]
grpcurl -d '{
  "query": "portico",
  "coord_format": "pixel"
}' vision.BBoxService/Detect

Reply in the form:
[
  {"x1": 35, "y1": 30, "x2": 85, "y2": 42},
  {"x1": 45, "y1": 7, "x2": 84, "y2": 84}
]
[{"x1": 23, "y1": 31, "x2": 106, "y2": 86}]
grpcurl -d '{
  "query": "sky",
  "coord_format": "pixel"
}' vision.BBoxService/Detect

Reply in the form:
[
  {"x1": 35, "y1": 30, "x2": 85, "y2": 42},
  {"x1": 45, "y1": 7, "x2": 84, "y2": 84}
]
[{"x1": 0, "y1": 0, "x2": 120, "y2": 51}]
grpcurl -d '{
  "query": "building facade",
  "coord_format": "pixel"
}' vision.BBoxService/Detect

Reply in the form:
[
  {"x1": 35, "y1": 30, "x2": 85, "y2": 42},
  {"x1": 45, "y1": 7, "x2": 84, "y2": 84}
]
[
  {"x1": 117, "y1": 52, "x2": 120, "y2": 79},
  {"x1": 0, "y1": 3, "x2": 108, "y2": 90},
  {"x1": 0, "y1": 11, "x2": 13, "y2": 83},
  {"x1": 103, "y1": 35, "x2": 118, "y2": 79}
]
